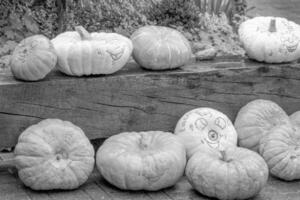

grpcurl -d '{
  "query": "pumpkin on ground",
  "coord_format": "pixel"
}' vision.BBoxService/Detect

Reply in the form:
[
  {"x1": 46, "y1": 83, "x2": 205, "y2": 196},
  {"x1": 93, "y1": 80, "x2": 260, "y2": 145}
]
[
  {"x1": 51, "y1": 26, "x2": 132, "y2": 76},
  {"x1": 234, "y1": 99, "x2": 291, "y2": 152},
  {"x1": 131, "y1": 26, "x2": 192, "y2": 70},
  {"x1": 96, "y1": 131, "x2": 186, "y2": 191},
  {"x1": 14, "y1": 119, "x2": 95, "y2": 190},
  {"x1": 259, "y1": 111, "x2": 300, "y2": 181},
  {"x1": 186, "y1": 146, "x2": 269, "y2": 200},
  {"x1": 10, "y1": 35, "x2": 57, "y2": 81},
  {"x1": 174, "y1": 107, "x2": 237, "y2": 158},
  {"x1": 239, "y1": 16, "x2": 300, "y2": 63}
]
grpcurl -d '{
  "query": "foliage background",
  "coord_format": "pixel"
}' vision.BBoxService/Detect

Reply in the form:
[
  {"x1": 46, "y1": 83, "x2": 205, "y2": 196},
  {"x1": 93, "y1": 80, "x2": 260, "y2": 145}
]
[{"x1": 0, "y1": 0, "x2": 248, "y2": 67}]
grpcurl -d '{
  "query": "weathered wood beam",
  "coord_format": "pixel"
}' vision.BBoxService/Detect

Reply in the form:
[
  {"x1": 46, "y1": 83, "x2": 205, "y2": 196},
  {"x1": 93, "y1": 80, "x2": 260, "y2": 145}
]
[{"x1": 1, "y1": 59, "x2": 300, "y2": 148}]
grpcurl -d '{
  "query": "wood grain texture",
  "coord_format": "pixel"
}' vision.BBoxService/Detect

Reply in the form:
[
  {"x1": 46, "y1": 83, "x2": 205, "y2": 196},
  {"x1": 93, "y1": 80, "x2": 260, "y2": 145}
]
[
  {"x1": 1, "y1": 170, "x2": 300, "y2": 200},
  {"x1": 1, "y1": 59, "x2": 300, "y2": 148}
]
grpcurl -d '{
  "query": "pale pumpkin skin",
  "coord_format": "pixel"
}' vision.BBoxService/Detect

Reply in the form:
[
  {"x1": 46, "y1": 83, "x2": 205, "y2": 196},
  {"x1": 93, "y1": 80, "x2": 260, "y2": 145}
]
[
  {"x1": 174, "y1": 107, "x2": 237, "y2": 158},
  {"x1": 96, "y1": 131, "x2": 186, "y2": 191},
  {"x1": 10, "y1": 35, "x2": 57, "y2": 81},
  {"x1": 52, "y1": 26, "x2": 133, "y2": 76},
  {"x1": 234, "y1": 99, "x2": 291, "y2": 152},
  {"x1": 259, "y1": 124, "x2": 300, "y2": 181},
  {"x1": 131, "y1": 26, "x2": 192, "y2": 70},
  {"x1": 14, "y1": 119, "x2": 95, "y2": 190},
  {"x1": 186, "y1": 146, "x2": 269, "y2": 200},
  {"x1": 239, "y1": 16, "x2": 300, "y2": 63}
]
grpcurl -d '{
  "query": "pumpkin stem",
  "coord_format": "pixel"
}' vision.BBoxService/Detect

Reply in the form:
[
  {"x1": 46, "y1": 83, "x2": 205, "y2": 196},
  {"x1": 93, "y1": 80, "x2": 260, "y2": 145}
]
[
  {"x1": 75, "y1": 26, "x2": 91, "y2": 40},
  {"x1": 269, "y1": 19, "x2": 277, "y2": 33},
  {"x1": 0, "y1": 152, "x2": 15, "y2": 169}
]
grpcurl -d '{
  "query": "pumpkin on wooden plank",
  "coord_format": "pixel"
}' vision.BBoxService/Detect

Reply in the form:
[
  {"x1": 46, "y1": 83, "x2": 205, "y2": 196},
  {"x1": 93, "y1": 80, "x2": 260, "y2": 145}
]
[
  {"x1": 1, "y1": 119, "x2": 95, "y2": 190},
  {"x1": 10, "y1": 35, "x2": 57, "y2": 81},
  {"x1": 174, "y1": 107, "x2": 237, "y2": 158},
  {"x1": 51, "y1": 26, "x2": 132, "y2": 76},
  {"x1": 131, "y1": 26, "x2": 192, "y2": 70},
  {"x1": 234, "y1": 99, "x2": 291, "y2": 152},
  {"x1": 96, "y1": 131, "x2": 186, "y2": 191},
  {"x1": 186, "y1": 146, "x2": 269, "y2": 200},
  {"x1": 239, "y1": 16, "x2": 300, "y2": 63}
]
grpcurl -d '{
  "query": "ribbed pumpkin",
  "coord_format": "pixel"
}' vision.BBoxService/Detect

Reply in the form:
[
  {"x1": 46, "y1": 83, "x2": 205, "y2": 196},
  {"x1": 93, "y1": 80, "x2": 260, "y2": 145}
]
[
  {"x1": 51, "y1": 26, "x2": 132, "y2": 76},
  {"x1": 96, "y1": 131, "x2": 186, "y2": 191},
  {"x1": 10, "y1": 35, "x2": 57, "y2": 81},
  {"x1": 239, "y1": 16, "x2": 300, "y2": 63},
  {"x1": 131, "y1": 26, "x2": 192, "y2": 70},
  {"x1": 186, "y1": 146, "x2": 269, "y2": 200},
  {"x1": 234, "y1": 99, "x2": 291, "y2": 152},
  {"x1": 174, "y1": 107, "x2": 237, "y2": 158},
  {"x1": 259, "y1": 111, "x2": 300, "y2": 181},
  {"x1": 14, "y1": 119, "x2": 95, "y2": 190}
]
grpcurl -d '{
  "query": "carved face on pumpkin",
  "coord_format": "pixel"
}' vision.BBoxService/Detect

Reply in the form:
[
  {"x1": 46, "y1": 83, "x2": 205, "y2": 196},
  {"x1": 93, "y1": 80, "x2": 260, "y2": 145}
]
[{"x1": 174, "y1": 107, "x2": 237, "y2": 158}]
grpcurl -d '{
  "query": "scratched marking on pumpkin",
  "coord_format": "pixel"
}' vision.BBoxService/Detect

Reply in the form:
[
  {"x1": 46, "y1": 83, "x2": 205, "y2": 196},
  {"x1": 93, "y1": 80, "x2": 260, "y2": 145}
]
[
  {"x1": 195, "y1": 118, "x2": 208, "y2": 130},
  {"x1": 195, "y1": 110, "x2": 213, "y2": 118},
  {"x1": 215, "y1": 117, "x2": 226, "y2": 129},
  {"x1": 278, "y1": 20, "x2": 299, "y2": 54},
  {"x1": 106, "y1": 46, "x2": 124, "y2": 61}
]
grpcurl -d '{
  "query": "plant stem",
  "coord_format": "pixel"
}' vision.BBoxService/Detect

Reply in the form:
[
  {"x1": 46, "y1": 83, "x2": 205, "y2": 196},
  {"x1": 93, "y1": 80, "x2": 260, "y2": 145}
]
[
  {"x1": 269, "y1": 19, "x2": 277, "y2": 33},
  {"x1": 0, "y1": 152, "x2": 15, "y2": 169},
  {"x1": 75, "y1": 26, "x2": 91, "y2": 40}
]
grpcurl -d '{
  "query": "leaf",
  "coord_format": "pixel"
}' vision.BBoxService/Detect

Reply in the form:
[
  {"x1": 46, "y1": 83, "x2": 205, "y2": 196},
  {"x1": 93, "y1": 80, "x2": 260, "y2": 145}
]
[
  {"x1": 23, "y1": 12, "x2": 40, "y2": 34},
  {"x1": 9, "y1": 13, "x2": 23, "y2": 30}
]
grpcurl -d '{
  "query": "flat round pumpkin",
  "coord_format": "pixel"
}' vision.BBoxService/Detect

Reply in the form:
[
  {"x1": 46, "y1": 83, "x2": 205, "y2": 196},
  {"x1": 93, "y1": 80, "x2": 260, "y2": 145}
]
[
  {"x1": 131, "y1": 26, "x2": 192, "y2": 70},
  {"x1": 14, "y1": 119, "x2": 95, "y2": 190},
  {"x1": 234, "y1": 99, "x2": 291, "y2": 152},
  {"x1": 96, "y1": 131, "x2": 186, "y2": 191},
  {"x1": 52, "y1": 26, "x2": 132, "y2": 76},
  {"x1": 174, "y1": 107, "x2": 237, "y2": 158},
  {"x1": 239, "y1": 16, "x2": 300, "y2": 63},
  {"x1": 186, "y1": 146, "x2": 268, "y2": 200},
  {"x1": 10, "y1": 35, "x2": 57, "y2": 81}
]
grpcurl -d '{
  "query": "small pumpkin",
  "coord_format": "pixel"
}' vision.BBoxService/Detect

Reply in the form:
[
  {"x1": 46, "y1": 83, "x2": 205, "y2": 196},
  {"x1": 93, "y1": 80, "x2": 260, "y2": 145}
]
[
  {"x1": 174, "y1": 107, "x2": 237, "y2": 158},
  {"x1": 52, "y1": 26, "x2": 132, "y2": 76},
  {"x1": 10, "y1": 35, "x2": 57, "y2": 81},
  {"x1": 186, "y1": 146, "x2": 269, "y2": 200},
  {"x1": 14, "y1": 119, "x2": 95, "y2": 190},
  {"x1": 259, "y1": 111, "x2": 300, "y2": 181},
  {"x1": 234, "y1": 99, "x2": 291, "y2": 152},
  {"x1": 239, "y1": 16, "x2": 300, "y2": 63},
  {"x1": 131, "y1": 26, "x2": 192, "y2": 70},
  {"x1": 96, "y1": 131, "x2": 186, "y2": 191}
]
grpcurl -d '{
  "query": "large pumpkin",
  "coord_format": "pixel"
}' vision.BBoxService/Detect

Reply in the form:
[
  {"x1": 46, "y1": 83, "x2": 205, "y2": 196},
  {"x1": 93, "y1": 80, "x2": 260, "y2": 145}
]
[
  {"x1": 14, "y1": 119, "x2": 95, "y2": 190},
  {"x1": 51, "y1": 26, "x2": 132, "y2": 76},
  {"x1": 239, "y1": 16, "x2": 300, "y2": 63},
  {"x1": 96, "y1": 131, "x2": 186, "y2": 191},
  {"x1": 259, "y1": 111, "x2": 300, "y2": 181},
  {"x1": 131, "y1": 26, "x2": 192, "y2": 70},
  {"x1": 234, "y1": 99, "x2": 291, "y2": 152},
  {"x1": 174, "y1": 107, "x2": 237, "y2": 158},
  {"x1": 10, "y1": 35, "x2": 57, "y2": 81},
  {"x1": 186, "y1": 146, "x2": 269, "y2": 200}
]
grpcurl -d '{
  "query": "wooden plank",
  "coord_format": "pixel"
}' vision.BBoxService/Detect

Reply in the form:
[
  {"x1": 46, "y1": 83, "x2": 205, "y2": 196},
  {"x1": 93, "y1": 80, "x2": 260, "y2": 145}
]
[
  {"x1": 248, "y1": 0, "x2": 300, "y2": 24},
  {"x1": 0, "y1": 181, "x2": 32, "y2": 200},
  {"x1": 1, "y1": 60, "x2": 300, "y2": 148}
]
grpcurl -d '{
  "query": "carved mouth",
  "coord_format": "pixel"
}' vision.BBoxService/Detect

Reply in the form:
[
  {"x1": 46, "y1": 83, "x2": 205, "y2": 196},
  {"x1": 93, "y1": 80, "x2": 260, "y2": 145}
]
[
  {"x1": 286, "y1": 44, "x2": 299, "y2": 53},
  {"x1": 204, "y1": 138, "x2": 219, "y2": 149}
]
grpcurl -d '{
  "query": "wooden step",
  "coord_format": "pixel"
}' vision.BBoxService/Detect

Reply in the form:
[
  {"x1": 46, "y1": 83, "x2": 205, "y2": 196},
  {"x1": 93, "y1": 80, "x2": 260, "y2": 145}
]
[{"x1": 1, "y1": 59, "x2": 300, "y2": 149}]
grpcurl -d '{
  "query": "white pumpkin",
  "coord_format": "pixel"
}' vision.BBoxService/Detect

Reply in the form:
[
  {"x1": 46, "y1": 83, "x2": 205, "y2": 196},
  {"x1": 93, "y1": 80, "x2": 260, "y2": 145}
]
[
  {"x1": 239, "y1": 16, "x2": 300, "y2": 63},
  {"x1": 174, "y1": 107, "x2": 237, "y2": 158},
  {"x1": 51, "y1": 26, "x2": 133, "y2": 76}
]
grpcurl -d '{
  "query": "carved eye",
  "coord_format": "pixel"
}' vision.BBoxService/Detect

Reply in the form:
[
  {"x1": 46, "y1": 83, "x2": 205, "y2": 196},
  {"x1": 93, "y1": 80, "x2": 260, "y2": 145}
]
[
  {"x1": 215, "y1": 117, "x2": 226, "y2": 129},
  {"x1": 208, "y1": 130, "x2": 219, "y2": 142}
]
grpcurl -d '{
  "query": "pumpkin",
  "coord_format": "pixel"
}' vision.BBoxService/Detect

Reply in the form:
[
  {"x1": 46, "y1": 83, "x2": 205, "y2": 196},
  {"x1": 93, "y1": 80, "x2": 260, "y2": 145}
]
[
  {"x1": 238, "y1": 16, "x2": 300, "y2": 63},
  {"x1": 174, "y1": 107, "x2": 237, "y2": 158},
  {"x1": 96, "y1": 131, "x2": 186, "y2": 191},
  {"x1": 51, "y1": 26, "x2": 132, "y2": 76},
  {"x1": 234, "y1": 99, "x2": 291, "y2": 152},
  {"x1": 259, "y1": 111, "x2": 300, "y2": 181},
  {"x1": 130, "y1": 26, "x2": 192, "y2": 70},
  {"x1": 186, "y1": 146, "x2": 269, "y2": 200},
  {"x1": 10, "y1": 35, "x2": 57, "y2": 81},
  {"x1": 14, "y1": 119, "x2": 95, "y2": 190}
]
